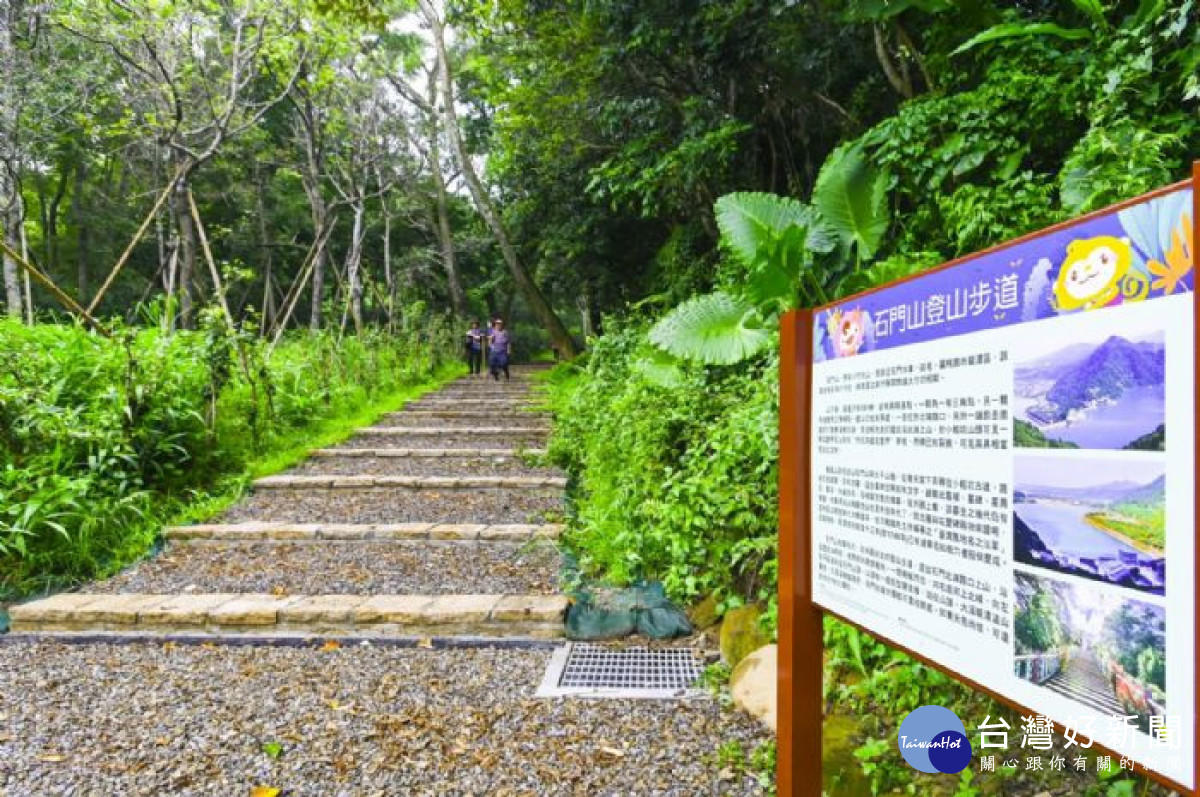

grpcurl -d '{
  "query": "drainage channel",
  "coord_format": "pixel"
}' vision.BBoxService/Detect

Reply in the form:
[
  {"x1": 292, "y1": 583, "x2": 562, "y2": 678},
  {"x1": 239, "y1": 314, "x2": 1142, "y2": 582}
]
[{"x1": 536, "y1": 643, "x2": 709, "y2": 699}]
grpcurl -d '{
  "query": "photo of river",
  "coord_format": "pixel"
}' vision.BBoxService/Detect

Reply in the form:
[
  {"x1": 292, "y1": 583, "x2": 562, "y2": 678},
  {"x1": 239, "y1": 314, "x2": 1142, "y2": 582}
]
[
  {"x1": 1013, "y1": 314, "x2": 1165, "y2": 451},
  {"x1": 1014, "y1": 456, "x2": 1165, "y2": 596},
  {"x1": 1014, "y1": 384, "x2": 1164, "y2": 450}
]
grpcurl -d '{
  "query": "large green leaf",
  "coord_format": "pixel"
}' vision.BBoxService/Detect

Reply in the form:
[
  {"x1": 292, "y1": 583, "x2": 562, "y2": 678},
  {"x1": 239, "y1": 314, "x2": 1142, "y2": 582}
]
[
  {"x1": 714, "y1": 192, "x2": 811, "y2": 267},
  {"x1": 951, "y1": 22, "x2": 1092, "y2": 55},
  {"x1": 812, "y1": 144, "x2": 890, "y2": 261},
  {"x1": 648, "y1": 292, "x2": 771, "y2": 365},
  {"x1": 843, "y1": 0, "x2": 954, "y2": 21},
  {"x1": 631, "y1": 347, "x2": 686, "y2": 388},
  {"x1": 1068, "y1": 0, "x2": 1108, "y2": 27}
]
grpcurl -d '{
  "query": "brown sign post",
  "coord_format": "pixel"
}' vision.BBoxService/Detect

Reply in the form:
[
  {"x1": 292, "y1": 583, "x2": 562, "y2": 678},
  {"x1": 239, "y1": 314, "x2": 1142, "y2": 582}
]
[
  {"x1": 778, "y1": 306, "x2": 822, "y2": 796},
  {"x1": 779, "y1": 164, "x2": 1199, "y2": 797}
]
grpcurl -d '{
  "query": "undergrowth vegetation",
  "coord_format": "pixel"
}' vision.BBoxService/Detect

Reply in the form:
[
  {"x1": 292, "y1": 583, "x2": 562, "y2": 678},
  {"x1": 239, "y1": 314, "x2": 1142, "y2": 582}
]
[
  {"x1": 546, "y1": 328, "x2": 778, "y2": 620},
  {"x1": 0, "y1": 316, "x2": 460, "y2": 599},
  {"x1": 542, "y1": 2, "x2": 1195, "y2": 793}
]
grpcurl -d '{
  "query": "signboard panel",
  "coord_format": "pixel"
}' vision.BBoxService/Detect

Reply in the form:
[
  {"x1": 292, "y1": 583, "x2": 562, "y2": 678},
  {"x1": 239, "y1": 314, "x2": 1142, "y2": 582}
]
[{"x1": 808, "y1": 182, "x2": 1196, "y2": 789}]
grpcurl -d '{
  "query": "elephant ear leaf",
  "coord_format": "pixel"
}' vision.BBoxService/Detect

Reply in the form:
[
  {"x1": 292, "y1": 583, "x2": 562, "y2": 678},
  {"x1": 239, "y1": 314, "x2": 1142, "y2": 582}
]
[
  {"x1": 813, "y1": 144, "x2": 890, "y2": 261},
  {"x1": 715, "y1": 192, "x2": 812, "y2": 266},
  {"x1": 648, "y1": 292, "x2": 770, "y2": 365}
]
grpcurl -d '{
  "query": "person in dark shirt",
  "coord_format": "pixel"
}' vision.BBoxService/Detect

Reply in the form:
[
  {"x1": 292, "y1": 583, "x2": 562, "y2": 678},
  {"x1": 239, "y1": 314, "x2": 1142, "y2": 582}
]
[
  {"x1": 465, "y1": 320, "x2": 484, "y2": 375},
  {"x1": 488, "y1": 318, "x2": 511, "y2": 381}
]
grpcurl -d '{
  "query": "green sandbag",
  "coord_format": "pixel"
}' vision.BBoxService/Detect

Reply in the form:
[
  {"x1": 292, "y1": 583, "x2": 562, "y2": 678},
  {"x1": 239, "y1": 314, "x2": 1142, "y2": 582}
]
[{"x1": 566, "y1": 581, "x2": 692, "y2": 641}]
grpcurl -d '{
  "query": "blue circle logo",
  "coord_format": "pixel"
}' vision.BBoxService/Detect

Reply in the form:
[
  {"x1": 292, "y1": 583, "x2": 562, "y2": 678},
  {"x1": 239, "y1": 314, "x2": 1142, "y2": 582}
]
[{"x1": 897, "y1": 705, "x2": 972, "y2": 774}]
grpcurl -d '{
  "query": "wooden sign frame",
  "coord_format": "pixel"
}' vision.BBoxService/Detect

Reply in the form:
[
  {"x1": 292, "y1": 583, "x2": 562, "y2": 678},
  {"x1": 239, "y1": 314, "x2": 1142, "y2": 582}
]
[{"x1": 778, "y1": 163, "x2": 1200, "y2": 797}]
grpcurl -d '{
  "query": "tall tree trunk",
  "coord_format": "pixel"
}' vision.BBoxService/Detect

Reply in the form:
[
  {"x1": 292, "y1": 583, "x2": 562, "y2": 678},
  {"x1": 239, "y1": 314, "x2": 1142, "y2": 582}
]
[
  {"x1": 420, "y1": 0, "x2": 577, "y2": 358},
  {"x1": 425, "y1": 66, "x2": 466, "y2": 317},
  {"x1": 308, "y1": 200, "x2": 328, "y2": 331},
  {"x1": 172, "y1": 178, "x2": 196, "y2": 329},
  {"x1": 256, "y1": 165, "x2": 274, "y2": 331},
  {"x1": 577, "y1": 288, "x2": 596, "y2": 339},
  {"x1": 381, "y1": 198, "x2": 394, "y2": 328},
  {"x1": 0, "y1": 2, "x2": 21, "y2": 319},
  {"x1": 2, "y1": 204, "x2": 22, "y2": 319},
  {"x1": 73, "y1": 159, "x2": 89, "y2": 300},
  {"x1": 44, "y1": 166, "x2": 68, "y2": 274},
  {"x1": 345, "y1": 200, "x2": 365, "y2": 335},
  {"x1": 19, "y1": 195, "x2": 31, "y2": 322}
]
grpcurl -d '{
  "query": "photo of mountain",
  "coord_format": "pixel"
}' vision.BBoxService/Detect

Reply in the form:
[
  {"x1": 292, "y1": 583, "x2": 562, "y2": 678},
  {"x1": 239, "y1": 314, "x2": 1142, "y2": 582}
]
[
  {"x1": 1014, "y1": 456, "x2": 1165, "y2": 595},
  {"x1": 1014, "y1": 571, "x2": 1165, "y2": 733},
  {"x1": 1014, "y1": 325, "x2": 1165, "y2": 451}
]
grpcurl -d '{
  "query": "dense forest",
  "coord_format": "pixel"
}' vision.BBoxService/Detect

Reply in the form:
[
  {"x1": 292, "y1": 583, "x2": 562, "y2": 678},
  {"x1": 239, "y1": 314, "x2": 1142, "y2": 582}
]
[{"x1": 2, "y1": 0, "x2": 1197, "y2": 793}]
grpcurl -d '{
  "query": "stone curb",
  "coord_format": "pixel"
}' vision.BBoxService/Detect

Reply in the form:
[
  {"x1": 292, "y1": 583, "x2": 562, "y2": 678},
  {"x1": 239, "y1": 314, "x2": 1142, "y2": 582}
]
[
  {"x1": 251, "y1": 475, "x2": 566, "y2": 489},
  {"x1": 309, "y1": 448, "x2": 549, "y2": 458},
  {"x1": 352, "y1": 427, "x2": 548, "y2": 436},
  {"x1": 9, "y1": 592, "x2": 569, "y2": 638},
  {"x1": 165, "y1": 522, "x2": 565, "y2": 542},
  {"x1": 411, "y1": 399, "x2": 536, "y2": 405}
]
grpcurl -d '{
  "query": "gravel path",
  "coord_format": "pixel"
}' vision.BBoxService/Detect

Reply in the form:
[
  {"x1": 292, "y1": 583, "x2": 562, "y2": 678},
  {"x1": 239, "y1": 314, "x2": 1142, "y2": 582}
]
[
  {"x1": 88, "y1": 540, "x2": 562, "y2": 595},
  {"x1": 336, "y1": 431, "x2": 550, "y2": 450},
  {"x1": 219, "y1": 487, "x2": 565, "y2": 525},
  {"x1": 292, "y1": 455, "x2": 562, "y2": 478},
  {"x1": 0, "y1": 642, "x2": 768, "y2": 796}
]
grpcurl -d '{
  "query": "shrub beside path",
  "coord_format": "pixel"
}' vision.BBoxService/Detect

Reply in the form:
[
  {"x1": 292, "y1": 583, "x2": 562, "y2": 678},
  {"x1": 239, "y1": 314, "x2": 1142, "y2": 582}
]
[{"x1": 0, "y1": 366, "x2": 769, "y2": 795}]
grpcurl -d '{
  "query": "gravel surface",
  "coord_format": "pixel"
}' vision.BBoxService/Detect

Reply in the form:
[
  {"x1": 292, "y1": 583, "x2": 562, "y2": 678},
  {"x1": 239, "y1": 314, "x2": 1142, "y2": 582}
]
[
  {"x1": 88, "y1": 540, "x2": 563, "y2": 596},
  {"x1": 292, "y1": 455, "x2": 562, "y2": 478},
  {"x1": 219, "y1": 487, "x2": 565, "y2": 525},
  {"x1": 0, "y1": 642, "x2": 768, "y2": 796},
  {"x1": 335, "y1": 431, "x2": 550, "y2": 450}
]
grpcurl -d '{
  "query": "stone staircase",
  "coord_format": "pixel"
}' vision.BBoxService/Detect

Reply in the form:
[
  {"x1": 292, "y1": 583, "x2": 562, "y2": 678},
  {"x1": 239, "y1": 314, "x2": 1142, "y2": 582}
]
[
  {"x1": 1042, "y1": 650, "x2": 1126, "y2": 717},
  {"x1": 9, "y1": 366, "x2": 569, "y2": 641}
]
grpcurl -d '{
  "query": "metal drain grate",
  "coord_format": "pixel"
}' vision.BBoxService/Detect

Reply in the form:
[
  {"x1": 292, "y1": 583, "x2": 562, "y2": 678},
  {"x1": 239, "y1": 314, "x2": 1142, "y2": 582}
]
[{"x1": 535, "y1": 643, "x2": 707, "y2": 699}]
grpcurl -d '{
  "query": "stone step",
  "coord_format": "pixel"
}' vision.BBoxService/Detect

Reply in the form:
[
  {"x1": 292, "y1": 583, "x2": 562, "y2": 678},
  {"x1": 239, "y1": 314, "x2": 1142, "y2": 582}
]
[
  {"x1": 310, "y1": 448, "x2": 548, "y2": 458},
  {"x1": 354, "y1": 427, "x2": 547, "y2": 437},
  {"x1": 166, "y1": 522, "x2": 564, "y2": 542},
  {"x1": 383, "y1": 410, "x2": 550, "y2": 422},
  {"x1": 252, "y1": 475, "x2": 566, "y2": 490},
  {"x1": 8, "y1": 592, "x2": 568, "y2": 639},
  {"x1": 378, "y1": 415, "x2": 551, "y2": 431},
  {"x1": 411, "y1": 399, "x2": 535, "y2": 407},
  {"x1": 434, "y1": 387, "x2": 535, "y2": 395}
]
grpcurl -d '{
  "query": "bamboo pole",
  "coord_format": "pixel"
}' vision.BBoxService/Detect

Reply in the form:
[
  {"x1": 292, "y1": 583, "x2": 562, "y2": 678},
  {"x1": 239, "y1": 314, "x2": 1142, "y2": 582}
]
[
  {"x1": 187, "y1": 190, "x2": 255, "y2": 384},
  {"x1": 0, "y1": 237, "x2": 110, "y2": 336},
  {"x1": 86, "y1": 168, "x2": 183, "y2": 314},
  {"x1": 269, "y1": 221, "x2": 336, "y2": 354}
]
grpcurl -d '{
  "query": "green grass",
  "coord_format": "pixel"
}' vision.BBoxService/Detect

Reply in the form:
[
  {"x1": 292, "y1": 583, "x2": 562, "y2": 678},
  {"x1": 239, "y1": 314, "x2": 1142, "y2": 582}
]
[
  {"x1": 168, "y1": 361, "x2": 465, "y2": 526},
  {"x1": 1087, "y1": 502, "x2": 1166, "y2": 554},
  {"x1": 0, "y1": 318, "x2": 463, "y2": 600}
]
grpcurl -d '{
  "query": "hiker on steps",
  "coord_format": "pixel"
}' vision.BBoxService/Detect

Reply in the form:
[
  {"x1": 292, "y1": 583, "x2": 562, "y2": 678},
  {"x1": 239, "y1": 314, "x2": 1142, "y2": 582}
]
[
  {"x1": 465, "y1": 319, "x2": 484, "y2": 376},
  {"x1": 488, "y1": 317, "x2": 512, "y2": 381}
]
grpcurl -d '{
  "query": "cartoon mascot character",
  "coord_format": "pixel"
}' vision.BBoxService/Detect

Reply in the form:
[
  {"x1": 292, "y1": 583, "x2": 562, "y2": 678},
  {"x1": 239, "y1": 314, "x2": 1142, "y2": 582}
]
[
  {"x1": 1052, "y1": 235, "x2": 1148, "y2": 312},
  {"x1": 827, "y1": 308, "x2": 866, "y2": 357}
]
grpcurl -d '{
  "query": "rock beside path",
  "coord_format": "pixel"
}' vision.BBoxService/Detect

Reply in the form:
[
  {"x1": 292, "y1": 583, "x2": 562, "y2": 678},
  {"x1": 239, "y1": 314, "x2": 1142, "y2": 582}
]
[{"x1": 731, "y1": 644, "x2": 777, "y2": 732}]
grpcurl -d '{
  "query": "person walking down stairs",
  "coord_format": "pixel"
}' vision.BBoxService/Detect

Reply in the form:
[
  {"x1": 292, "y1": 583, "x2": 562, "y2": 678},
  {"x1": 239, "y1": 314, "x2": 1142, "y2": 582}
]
[
  {"x1": 488, "y1": 318, "x2": 512, "y2": 381},
  {"x1": 465, "y1": 319, "x2": 485, "y2": 376}
]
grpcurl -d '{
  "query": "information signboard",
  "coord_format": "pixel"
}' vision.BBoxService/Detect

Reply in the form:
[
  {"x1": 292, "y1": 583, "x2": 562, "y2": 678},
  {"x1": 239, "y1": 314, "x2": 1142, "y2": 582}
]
[{"x1": 779, "y1": 171, "x2": 1198, "y2": 796}]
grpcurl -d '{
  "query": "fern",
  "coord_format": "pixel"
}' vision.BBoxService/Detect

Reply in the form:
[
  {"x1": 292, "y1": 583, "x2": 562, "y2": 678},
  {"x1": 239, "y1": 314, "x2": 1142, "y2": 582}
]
[{"x1": 648, "y1": 292, "x2": 770, "y2": 365}]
